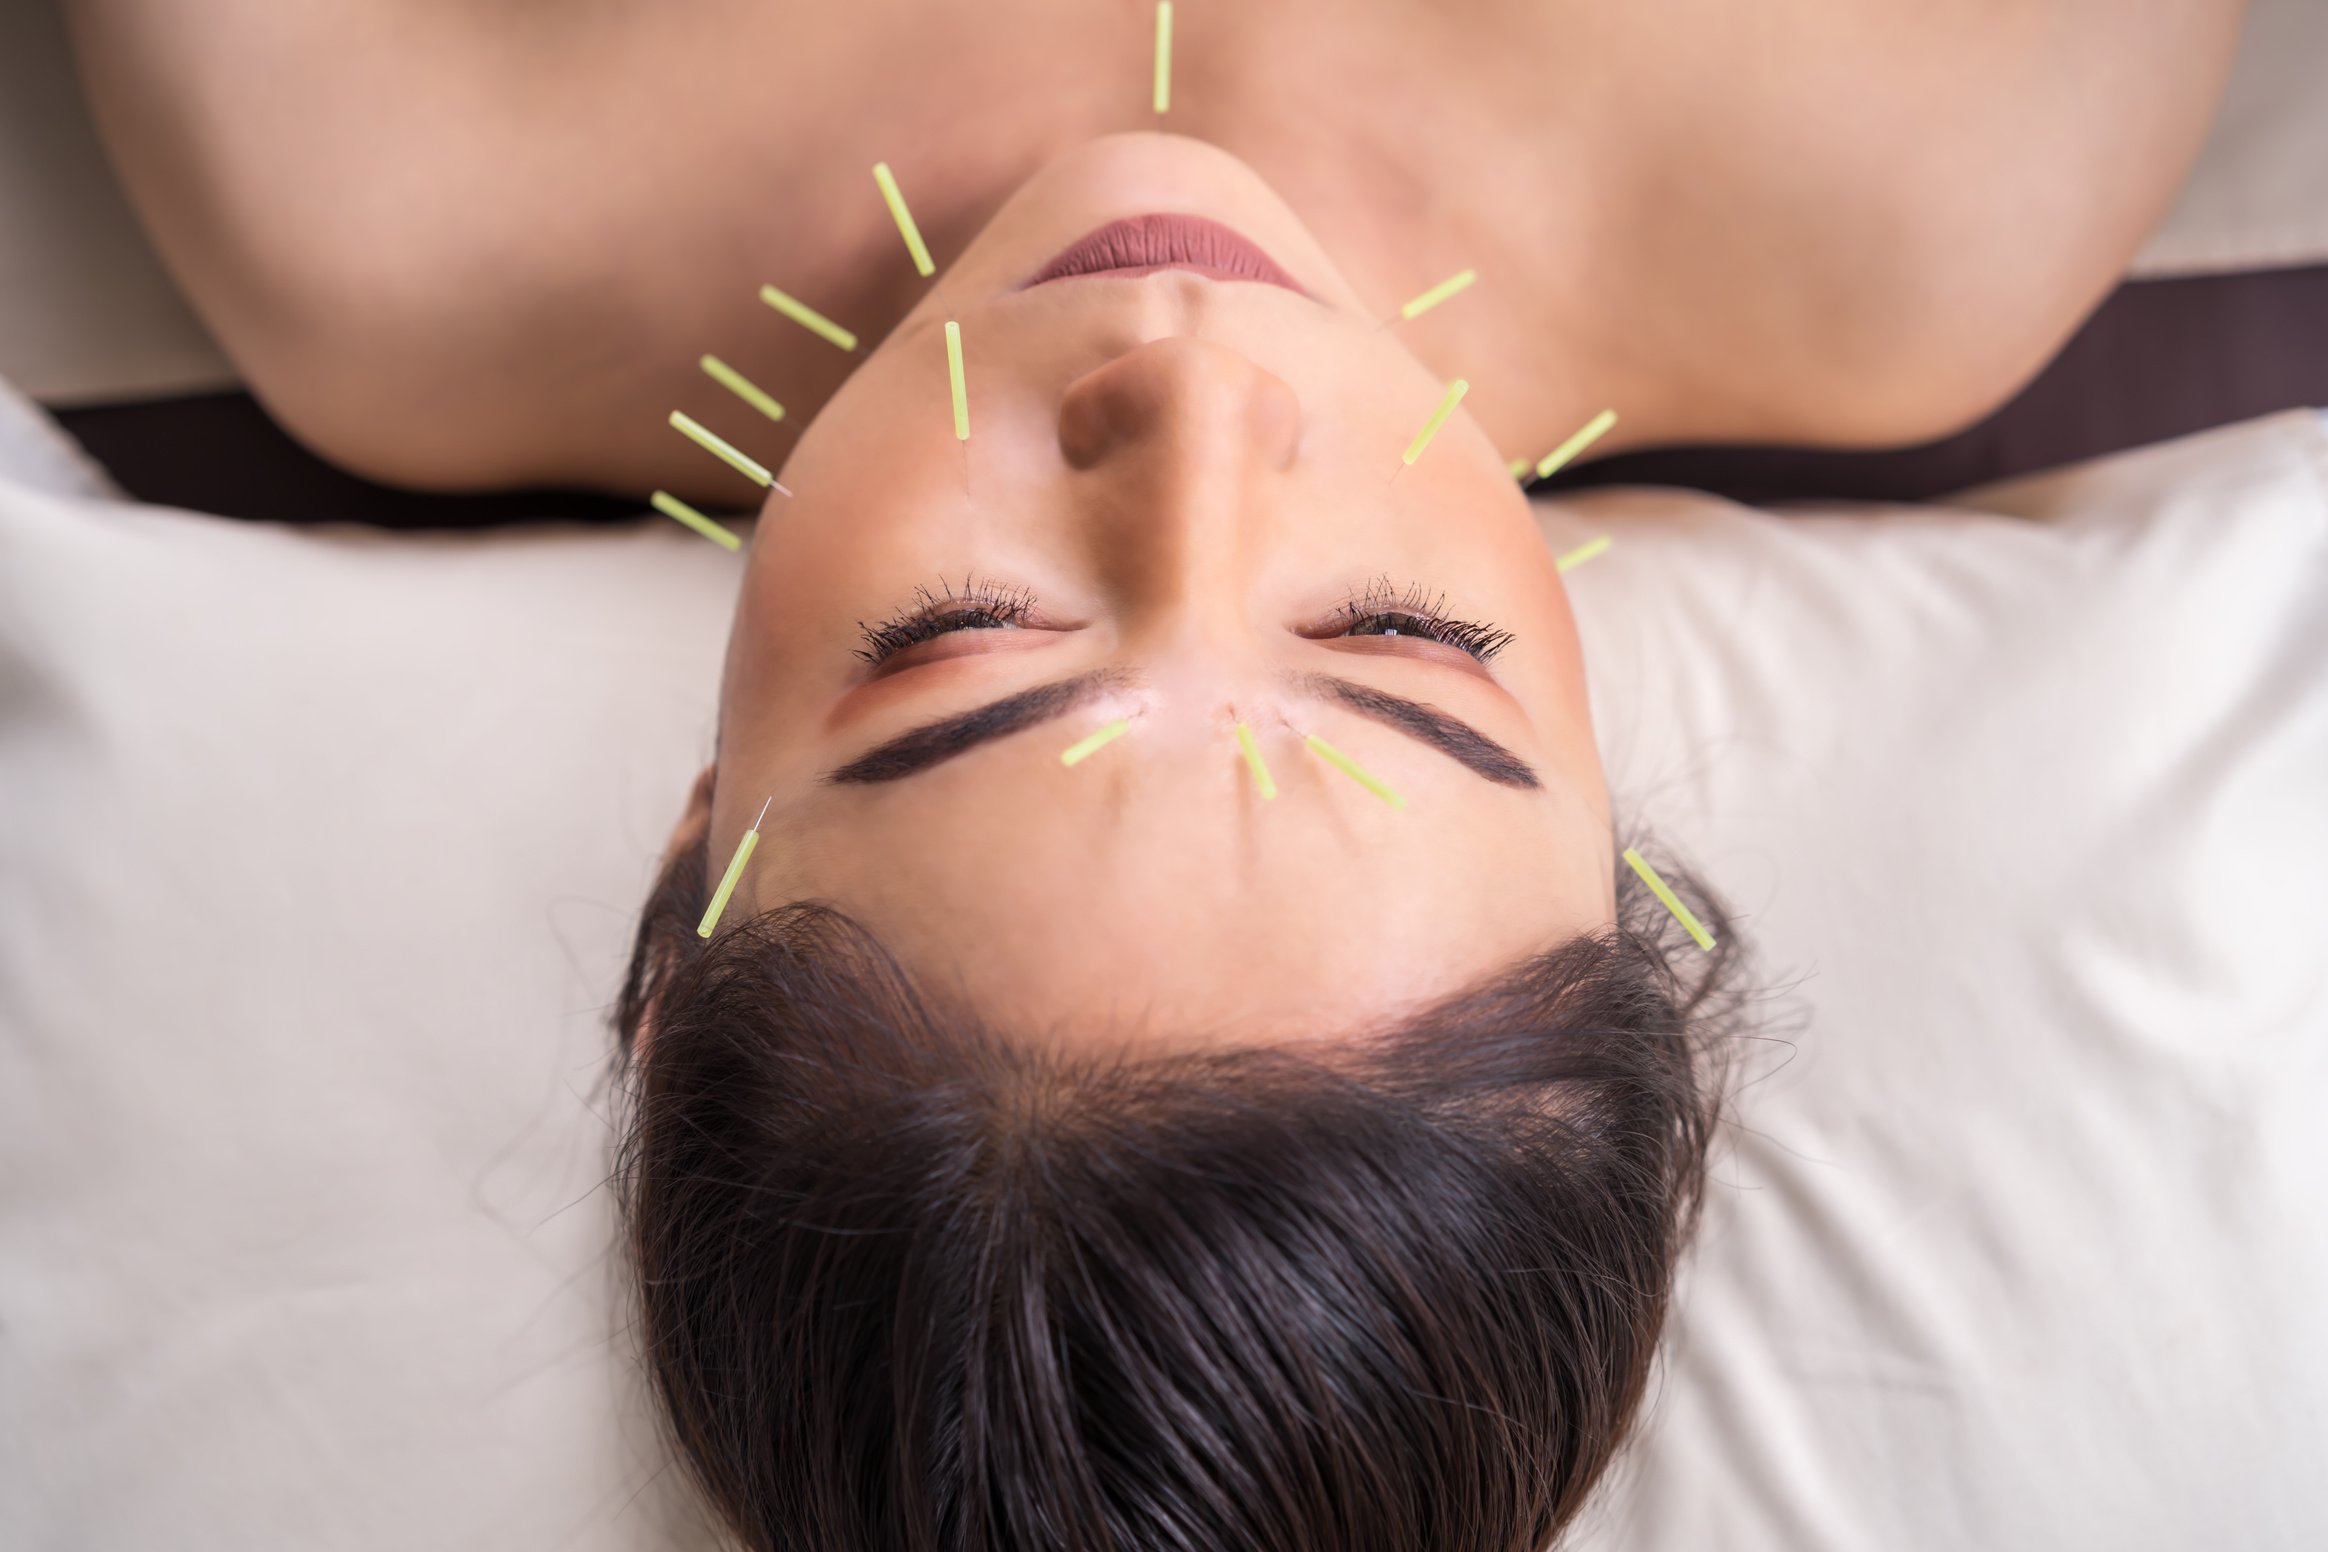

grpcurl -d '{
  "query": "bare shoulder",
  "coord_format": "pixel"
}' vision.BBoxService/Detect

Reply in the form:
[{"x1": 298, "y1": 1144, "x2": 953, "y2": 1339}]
[
  {"x1": 59, "y1": 0, "x2": 1119, "y2": 494},
  {"x1": 62, "y1": 0, "x2": 611, "y2": 485},
  {"x1": 60, "y1": 0, "x2": 2249, "y2": 489},
  {"x1": 1532, "y1": 0, "x2": 2250, "y2": 450}
]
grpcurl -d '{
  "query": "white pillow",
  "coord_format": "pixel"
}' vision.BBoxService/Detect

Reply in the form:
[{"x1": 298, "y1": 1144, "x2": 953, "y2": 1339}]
[
  {"x1": 1554, "y1": 413, "x2": 2328, "y2": 1551},
  {"x1": 0, "y1": 382, "x2": 730, "y2": 1548},
  {"x1": 2, "y1": 379, "x2": 2322, "y2": 1550}
]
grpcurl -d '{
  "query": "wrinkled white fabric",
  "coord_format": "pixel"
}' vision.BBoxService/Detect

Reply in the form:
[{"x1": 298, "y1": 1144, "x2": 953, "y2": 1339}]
[{"x1": 1557, "y1": 411, "x2": 2328, "y2": 1552}]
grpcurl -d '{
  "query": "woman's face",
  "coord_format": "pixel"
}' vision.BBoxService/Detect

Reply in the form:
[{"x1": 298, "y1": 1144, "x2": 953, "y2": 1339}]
[{"x1": 704, "y1": 133, "x2": 1612, "y2": 1046}]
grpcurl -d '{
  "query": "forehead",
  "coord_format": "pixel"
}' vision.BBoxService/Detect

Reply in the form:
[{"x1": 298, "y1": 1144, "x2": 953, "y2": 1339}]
[{"x1": 751, "y1": 724, "x2": 1612, "y2": 1045}]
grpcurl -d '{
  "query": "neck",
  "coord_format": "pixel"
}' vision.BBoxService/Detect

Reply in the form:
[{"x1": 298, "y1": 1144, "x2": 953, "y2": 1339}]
[
  {"x1": 795, "y1": 29, "x2": 1646, "y2": 492},
  {"x1": 1188, "y1": 10, "x2": 1643, "y2": 467}
]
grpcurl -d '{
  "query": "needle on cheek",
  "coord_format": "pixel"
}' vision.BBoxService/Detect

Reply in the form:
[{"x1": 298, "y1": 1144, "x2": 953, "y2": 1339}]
[
  {"x1": 758, "y1": 283, "x2": 859, "y2": 352},
  {"x1": 1397, "y1": 268, "x2": 1478, "y2": 323},
  {"x1": 700, "y1": 354, "x2": 786, "y2": 423},
  {"x1": 1396, "y1": 379, "x2": 1469, "y2": 476},
  {"x1": 1555, "y1": 535, "x2": 1613, "y2": 572},
  {"x1": 945, "y1": 321, "x2": 970, "y2": 441},
  {"x1": 874, "y1": 161, "x2": 937, "y2": 278},
  {"x1": 669, "y1": 410, "x2": 794, "y2": 496}
]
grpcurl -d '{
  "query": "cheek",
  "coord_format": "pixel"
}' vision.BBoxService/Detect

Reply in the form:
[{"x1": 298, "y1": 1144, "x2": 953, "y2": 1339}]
[
  {"x1": 724, "y1": 548, "x2": 835, "y2": 723},
  {"x1": 1494, "y1": 544, "x2": 1608, "y2": 814},
  {"x1": 1524, "y1": 572, "x2": 1591, "y2": 710},
  {"x1": 729, "y1": 442, "x2": 960, "y2": 688}
]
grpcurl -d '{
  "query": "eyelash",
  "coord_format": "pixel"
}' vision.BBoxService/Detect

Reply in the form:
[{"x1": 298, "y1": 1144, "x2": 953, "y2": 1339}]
[
  {"x1": 855, "y1": 577, "x2": 1038, "y2": 662},
  {"x1": 854, "y1": 575, "x2": 1514, "y2": 664},
  {"x1": 1325, "y1": 577, "x2": 1515, "y2": 663}
]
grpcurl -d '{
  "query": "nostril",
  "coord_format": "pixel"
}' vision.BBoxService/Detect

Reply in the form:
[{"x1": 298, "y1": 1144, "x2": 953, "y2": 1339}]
[
  {"x1": 1056, "y1": 337, "x2": 1304, "y2": 471},
  {"x1": 1056, "y1": 373, "x2": 1124, "y2": 469},
  {"x1": 1250, "y1": 369, "x2": 1303, "y2": 472}
]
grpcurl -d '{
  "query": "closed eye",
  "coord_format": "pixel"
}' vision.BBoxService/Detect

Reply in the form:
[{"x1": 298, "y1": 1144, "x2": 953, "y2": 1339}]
[
  {"x1": 1305, "y1": 578, "x2": 1514, "y2": 663},
  {"x1": 856, "y1": 577, "x2": 1048, "y2": 665}
]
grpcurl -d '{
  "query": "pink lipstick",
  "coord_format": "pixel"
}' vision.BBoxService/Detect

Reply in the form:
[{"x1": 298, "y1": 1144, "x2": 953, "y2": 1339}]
[{"x1": 1024, "y1": 213, "x2": 1306, "y2": 293}]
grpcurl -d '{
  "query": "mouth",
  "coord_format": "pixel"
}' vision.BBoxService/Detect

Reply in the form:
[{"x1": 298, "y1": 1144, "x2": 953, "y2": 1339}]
[{"x1": 1023, "y1": 214, "x2": 1307, "y2": 293}]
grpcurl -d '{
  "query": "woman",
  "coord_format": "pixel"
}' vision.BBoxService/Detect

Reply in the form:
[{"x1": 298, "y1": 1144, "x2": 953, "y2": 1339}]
[
  {"x1": 611, "y1": 152, "x2": 1739, "y2": 1543},
  {"x1": 66, "y1": 2, "x2": 2242, "y2": 1546}
]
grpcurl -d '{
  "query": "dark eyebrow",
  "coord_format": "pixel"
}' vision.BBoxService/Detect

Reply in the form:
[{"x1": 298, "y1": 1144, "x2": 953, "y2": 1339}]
[
  {"x1": 1300, "y1": 673, "x2": 1541, "y2": 789},
  {"x1": 825, "y1": 669, "x2": 1128, "y2": 784}
]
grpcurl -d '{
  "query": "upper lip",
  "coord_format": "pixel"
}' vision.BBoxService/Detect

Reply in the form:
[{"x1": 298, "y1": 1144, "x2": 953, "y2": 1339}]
[{"x1": 1022, "y1": 214, "x2": 1308, "y2": 294}]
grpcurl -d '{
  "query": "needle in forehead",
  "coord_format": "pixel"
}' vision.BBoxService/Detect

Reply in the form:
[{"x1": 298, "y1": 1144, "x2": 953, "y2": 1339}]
[
  {"x1": 1623, "y1": 846, "x2": 1716, "y2": 950},
  {"x1": 1234, "y1": 722, "x2": 1278, "y2": 799},
  {"x1": 698, "y1": 794, "x2": 775, "y2": 939},
  {"x1": 1303, "y1": 732, "x2": 1408, "y2": 809},
  {"x1": 1059, "y1": 718, "x2": 1132, "y2": 767}
]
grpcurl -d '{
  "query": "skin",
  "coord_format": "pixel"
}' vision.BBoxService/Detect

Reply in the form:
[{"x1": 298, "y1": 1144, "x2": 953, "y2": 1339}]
[
  {"x1": 705, "y1": 135, "x2": 1613, "y2": 1041},
  {"x1": 60, "y1": 2, "x2": 2244, "y2": 1039},
  {"x1": 65, "y1": 0, "x2": 2243, "y2": 499}
]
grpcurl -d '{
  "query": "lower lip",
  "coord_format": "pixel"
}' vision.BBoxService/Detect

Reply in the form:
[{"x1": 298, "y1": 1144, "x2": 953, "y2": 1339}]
[{"x1": 1023, "y1": 214, "x2": 1306, "y2": 293}]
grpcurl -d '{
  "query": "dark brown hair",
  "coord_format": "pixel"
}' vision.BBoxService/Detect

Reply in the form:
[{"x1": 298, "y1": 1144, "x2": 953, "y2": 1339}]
[{"x1": 613, "y1": 834, "x2": 1737, "y2": 1552}]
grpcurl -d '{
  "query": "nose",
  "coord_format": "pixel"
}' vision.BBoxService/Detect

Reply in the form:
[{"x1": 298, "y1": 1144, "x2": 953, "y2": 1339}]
[
  {"x1": 1053, "y1": 337, "x2": 1305, "y2": 646},
  {"x1": 1056, "y1": 335, "x2": 1303, "y2": 475}
]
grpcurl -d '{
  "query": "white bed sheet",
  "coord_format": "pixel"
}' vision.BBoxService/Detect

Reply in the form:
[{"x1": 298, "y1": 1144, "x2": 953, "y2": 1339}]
[{"x1": 0, "y1": 378, "x2": 2322, "y2": 1550}]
